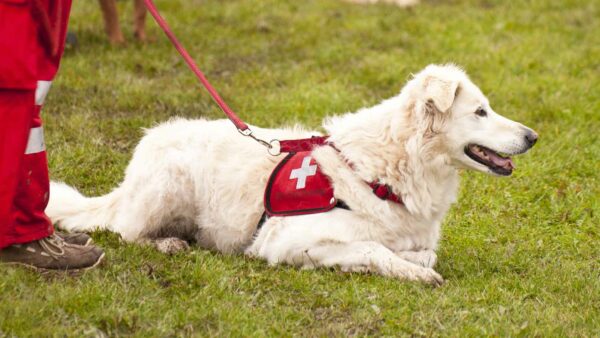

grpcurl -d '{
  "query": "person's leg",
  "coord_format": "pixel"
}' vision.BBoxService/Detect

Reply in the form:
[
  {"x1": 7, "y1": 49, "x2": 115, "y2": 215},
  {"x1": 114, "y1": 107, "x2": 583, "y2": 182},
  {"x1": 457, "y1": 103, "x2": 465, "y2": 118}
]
[
  {"x1": 133, "y1": 0, "x2": 147, "y2": 41},
  {"x1": 1, "y1": 0, "x2": 73, "y2": 247},
  {"x1": 0, "y1": 0, "x2": 50, "y2": 248},
  {"x1": 0, "y1": 90, "x2": 91, "y2": 247},
  {"x1": 31, "y1": 0, "x2": 94, "y2": 248},
  {"x1": 0, "y1": 0, "x2": 104, "y2": 269},
  {"x1": 0, "y1": 88, "x2": 104, "y2": 270},
  {"x1": 0, "y1": 90, "x2": 45, "y2": 248},
  {"x1": 98, "y1": 0, "x2": 125, "y2": 44},
  {"x1": 10, "y1": 100, "x2": 53, "y2": 244}
]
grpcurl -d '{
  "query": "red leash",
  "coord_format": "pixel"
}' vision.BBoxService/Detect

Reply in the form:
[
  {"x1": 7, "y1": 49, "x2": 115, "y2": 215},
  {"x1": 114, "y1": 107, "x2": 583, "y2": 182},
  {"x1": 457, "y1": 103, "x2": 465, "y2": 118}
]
[
  {"x1": 144, "y1": 0, "x2": 327, "y2": 155},
  {"x1": 143, "y1": 0, "x2": 247, "y2": 132},
  {"x1": 144, "y1": 1, "x2": 404, "y2": 205}
]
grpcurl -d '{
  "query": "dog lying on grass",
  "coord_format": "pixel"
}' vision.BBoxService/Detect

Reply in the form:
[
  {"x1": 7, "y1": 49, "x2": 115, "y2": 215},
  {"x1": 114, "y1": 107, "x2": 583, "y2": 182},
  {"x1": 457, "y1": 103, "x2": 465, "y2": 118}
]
[{"x1": 47, "y1": 64, "x2": 537, "y2": 286}]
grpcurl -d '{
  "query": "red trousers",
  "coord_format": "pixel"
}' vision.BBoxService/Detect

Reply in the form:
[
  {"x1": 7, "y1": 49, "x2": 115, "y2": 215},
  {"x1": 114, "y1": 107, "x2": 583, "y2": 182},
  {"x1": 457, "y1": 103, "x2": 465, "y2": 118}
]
[{"x1": 0, "y1": 0, "x2": 72, "y2": 249}]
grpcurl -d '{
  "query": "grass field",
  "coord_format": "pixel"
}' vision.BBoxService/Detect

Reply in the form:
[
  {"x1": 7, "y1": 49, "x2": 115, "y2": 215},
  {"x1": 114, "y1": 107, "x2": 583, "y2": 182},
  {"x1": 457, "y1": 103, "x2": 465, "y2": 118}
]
[{"x1": 1, "y1": 0, "x2": 599, "y2": 336}]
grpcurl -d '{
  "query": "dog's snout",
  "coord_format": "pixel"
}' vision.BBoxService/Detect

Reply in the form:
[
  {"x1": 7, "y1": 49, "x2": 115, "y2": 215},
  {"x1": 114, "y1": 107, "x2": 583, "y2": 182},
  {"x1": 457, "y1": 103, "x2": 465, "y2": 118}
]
[{"x1": 524, "y1": 129, "x2": 538, "y2": 147}]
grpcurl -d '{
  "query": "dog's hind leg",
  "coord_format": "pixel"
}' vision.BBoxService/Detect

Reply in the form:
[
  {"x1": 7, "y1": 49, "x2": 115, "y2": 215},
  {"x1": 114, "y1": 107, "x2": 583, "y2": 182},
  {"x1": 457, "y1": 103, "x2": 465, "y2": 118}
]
[
  {"x1": 111, "y1": 192, "x2": 190, "y2": 244},
  {"x1": 140, "y1": 238, "x2": 190, "y2": 255},
  {"x1": 108, "y1": 159, "x2": 197, "y2": 244}
]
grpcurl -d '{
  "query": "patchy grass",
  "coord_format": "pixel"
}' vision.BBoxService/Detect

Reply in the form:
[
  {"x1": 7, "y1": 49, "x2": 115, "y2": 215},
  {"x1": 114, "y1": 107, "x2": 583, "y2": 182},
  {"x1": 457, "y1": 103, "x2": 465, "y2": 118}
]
[{"x1": 1, "y1": 0, "x2": 599, "y2": 336}]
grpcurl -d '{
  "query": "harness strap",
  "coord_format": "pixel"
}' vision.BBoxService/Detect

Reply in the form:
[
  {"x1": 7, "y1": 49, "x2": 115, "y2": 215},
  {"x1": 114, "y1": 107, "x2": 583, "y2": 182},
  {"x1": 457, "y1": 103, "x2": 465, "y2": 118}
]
[
  {"x1": 278, "y1": 136, "x2": 329, "y2": 153},
  {"x1": 255, "y1": 199, "x2": 350, "y2": 231},
  {"x1": 369, "y1": 183, "x2": 403, "y2": 205},
  {"x1": 327, "y1": 142, "x2": 404, "y2": 206},
  {"x1": 255, "y1": 140, "x2": 403, "y2": 231},
  {"x1": 280, "y1": 137, "x2": 405, "y2": 206}
]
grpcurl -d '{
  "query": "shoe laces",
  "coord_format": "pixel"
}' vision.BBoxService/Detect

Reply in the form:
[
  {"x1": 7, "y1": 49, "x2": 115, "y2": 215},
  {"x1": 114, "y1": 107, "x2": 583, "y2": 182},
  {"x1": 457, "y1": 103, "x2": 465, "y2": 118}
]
[{"x1": 38, "y1": 234, "x2": 66, "y2": 260}]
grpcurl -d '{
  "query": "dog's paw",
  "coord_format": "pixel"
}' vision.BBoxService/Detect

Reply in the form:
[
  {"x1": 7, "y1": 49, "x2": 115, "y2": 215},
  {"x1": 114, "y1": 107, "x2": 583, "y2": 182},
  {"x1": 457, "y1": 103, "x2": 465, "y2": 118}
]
[
  {"x1": 419, "y1": 268, "x2": 444, "y2": 287},
  {"x1": 394, "y1": 265, "x2": 444, "y2": 286},
  {"x1": 396, "y1": 250, "x2": 437, "y2": 268},
  {"x1": 152, "y1": 237, "x2": 190, "y2": 255},
  {"x1": 389, "y1": 264, "x2": 444, "y2": 286}
]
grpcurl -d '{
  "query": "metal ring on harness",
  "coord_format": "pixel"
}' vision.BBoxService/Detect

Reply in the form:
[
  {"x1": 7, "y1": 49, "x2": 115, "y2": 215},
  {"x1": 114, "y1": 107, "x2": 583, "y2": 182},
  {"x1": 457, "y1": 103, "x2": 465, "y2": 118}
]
[
  {"x1": 268, "y1": 139, "x2": 281, "y2": 156},
  {"x1": 238, "y1": 128, "x2": 281, "y2": 156}
]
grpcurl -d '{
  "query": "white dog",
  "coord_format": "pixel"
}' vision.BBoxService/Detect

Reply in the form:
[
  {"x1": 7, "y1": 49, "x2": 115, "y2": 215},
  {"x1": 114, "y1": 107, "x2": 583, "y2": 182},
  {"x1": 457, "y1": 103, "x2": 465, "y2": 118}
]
[{"x1": 47, "y1": 64, "x2": 537, "y2": 285}]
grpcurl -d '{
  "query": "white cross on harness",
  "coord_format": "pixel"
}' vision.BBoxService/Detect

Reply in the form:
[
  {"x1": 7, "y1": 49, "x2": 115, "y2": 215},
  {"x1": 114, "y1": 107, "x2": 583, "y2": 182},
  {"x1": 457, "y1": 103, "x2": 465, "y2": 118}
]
[{"x1": 289, "y1": 156, "x2": 317, "y2": 189}]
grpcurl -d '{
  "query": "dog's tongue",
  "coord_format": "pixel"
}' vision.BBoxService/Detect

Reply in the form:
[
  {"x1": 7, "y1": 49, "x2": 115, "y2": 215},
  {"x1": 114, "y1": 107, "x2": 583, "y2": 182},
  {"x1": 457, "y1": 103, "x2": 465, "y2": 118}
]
[{"x1": 484, "y1": 148, "x2": 515, "y2": 169}]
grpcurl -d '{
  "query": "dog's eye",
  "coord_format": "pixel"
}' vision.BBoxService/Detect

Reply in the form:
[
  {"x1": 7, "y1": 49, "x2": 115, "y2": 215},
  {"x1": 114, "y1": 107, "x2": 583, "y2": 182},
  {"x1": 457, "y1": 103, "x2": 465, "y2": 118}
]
[{"x1": 475, "y1": 108, "x2": 487, "y2": 117}]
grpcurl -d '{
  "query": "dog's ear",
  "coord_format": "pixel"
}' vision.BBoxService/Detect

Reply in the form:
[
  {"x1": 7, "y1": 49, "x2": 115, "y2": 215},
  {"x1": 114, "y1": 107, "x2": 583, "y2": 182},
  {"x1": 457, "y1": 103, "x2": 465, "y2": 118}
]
[{"x1": 424, "y1": 76, "x2": 459, "y2": 113}]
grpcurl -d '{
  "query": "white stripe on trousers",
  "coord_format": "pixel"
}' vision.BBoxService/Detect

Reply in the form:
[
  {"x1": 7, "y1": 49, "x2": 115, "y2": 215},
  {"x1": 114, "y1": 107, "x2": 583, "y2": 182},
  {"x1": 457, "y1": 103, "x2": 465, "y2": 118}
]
[
  {"x1": 25, "y1": 80, "x2": 52, "y2": 154},
  {"x1": 35, "y1": 80, "x2": 52, "y2": 105},
  {"x1": 25, "y1": 127, "x2": 45, "y2": 155}
]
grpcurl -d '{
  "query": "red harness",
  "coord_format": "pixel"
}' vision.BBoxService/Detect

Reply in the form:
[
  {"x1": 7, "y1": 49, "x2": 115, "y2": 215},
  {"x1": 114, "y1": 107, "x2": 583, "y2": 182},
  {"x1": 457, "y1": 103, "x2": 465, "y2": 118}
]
[
  {"x1": 264, "y1": 141, "x2": 403, "y2": 217},
  {"x1": 265, "y1": 151, "x2": 336, "y2": 216}
]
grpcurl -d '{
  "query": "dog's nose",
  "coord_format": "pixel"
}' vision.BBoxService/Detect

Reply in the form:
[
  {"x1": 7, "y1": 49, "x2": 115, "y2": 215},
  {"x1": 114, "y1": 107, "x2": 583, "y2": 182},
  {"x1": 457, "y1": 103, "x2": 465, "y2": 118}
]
[{"x1": 525, "y1": 129, "x2": 538, "y2": 147}]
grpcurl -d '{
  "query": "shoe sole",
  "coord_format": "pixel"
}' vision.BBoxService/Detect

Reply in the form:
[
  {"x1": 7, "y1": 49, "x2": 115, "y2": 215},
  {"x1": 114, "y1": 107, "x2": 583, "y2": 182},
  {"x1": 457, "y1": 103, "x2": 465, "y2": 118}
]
[{"x1": 0, "y1": 252, "x2": 105, "y2": 273}]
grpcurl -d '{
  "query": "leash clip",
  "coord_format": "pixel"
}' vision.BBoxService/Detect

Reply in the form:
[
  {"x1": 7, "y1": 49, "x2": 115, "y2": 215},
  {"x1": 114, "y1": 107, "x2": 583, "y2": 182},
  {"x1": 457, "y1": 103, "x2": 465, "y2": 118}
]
[{"x1": 238, "y1": 128, "x2": 281, "y2": 156}]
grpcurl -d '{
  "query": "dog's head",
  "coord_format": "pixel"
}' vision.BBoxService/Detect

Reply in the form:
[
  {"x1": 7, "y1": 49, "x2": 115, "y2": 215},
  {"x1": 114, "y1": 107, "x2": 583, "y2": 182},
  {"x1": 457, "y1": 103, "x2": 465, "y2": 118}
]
[{"x1": 410, "y1": 64, "x2": 537, "y2": 176}]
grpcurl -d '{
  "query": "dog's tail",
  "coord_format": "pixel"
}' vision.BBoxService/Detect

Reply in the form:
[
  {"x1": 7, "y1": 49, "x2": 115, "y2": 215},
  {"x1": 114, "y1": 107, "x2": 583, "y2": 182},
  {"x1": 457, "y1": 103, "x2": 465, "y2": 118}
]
[{"x1": 46, "y1": 182, "x2": 121, "y2": 233}]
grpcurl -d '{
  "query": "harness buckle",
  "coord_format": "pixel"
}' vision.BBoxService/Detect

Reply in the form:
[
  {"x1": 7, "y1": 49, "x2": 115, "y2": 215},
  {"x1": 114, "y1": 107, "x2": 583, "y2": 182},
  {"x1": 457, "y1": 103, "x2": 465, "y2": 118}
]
[
  {"x1": 372, "y1": 184, "x2": 391, "y2": 200},
  {"x1": 268, "y1": 139, "x2": 281, "y2": 156}
]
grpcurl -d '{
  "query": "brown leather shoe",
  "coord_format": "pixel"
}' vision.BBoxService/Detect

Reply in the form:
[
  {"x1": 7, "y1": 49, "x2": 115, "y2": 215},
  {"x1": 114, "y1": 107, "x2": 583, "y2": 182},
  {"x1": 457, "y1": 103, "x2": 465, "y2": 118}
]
[
  {"x1": 0, "y1": 235, "x2": 104, "y2": 270},
  {"x1": 55, "y1": 231, "x2": 93, "y2": 246}
]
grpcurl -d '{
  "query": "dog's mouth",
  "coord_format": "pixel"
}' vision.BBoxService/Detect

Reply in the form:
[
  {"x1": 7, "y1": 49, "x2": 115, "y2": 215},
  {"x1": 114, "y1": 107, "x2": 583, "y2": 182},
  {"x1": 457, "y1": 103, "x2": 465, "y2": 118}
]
[{"x1": 464, "y1": 144, "x2": 514, "y2": 176}]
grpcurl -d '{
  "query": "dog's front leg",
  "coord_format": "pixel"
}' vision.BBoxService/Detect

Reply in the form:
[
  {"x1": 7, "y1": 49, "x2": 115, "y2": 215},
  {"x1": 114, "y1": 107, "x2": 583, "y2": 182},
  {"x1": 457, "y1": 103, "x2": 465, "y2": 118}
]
[
  {"x1": 395, "y1": 249, "x2": 437, "y2": 268},
  {"x1": 302, "y1": 241, "x2": 443, "y2": 286},
  {"x1": 249, "y1": 234, "x2": 443, "y2": 286},
  {"x1": 247, "y1": 214, "x2": 443, "y2": 285}
]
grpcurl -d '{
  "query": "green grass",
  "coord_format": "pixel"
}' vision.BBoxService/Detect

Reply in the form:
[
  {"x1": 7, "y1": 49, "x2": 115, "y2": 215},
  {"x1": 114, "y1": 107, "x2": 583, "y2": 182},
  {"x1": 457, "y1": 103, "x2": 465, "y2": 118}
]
[{"x1": 1, "y1": 0, "x2": 599, "y2": 336}]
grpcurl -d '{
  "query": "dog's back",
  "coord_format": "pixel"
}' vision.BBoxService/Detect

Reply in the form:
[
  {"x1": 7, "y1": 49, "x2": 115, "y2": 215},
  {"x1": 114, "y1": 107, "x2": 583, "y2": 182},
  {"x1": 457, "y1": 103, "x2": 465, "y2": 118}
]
[{"x1": 48, "y1": 118, "x2": 316, "y2": 251}]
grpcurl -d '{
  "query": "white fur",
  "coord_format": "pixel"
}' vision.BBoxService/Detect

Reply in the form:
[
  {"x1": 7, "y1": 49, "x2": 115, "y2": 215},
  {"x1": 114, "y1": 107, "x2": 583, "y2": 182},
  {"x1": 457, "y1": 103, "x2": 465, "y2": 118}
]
[{"x1": 47, "y1": 64, "x2": 536, "y2": 285}]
